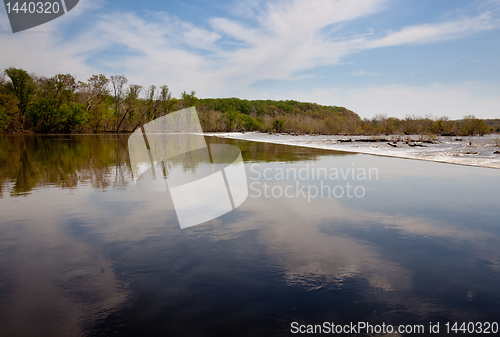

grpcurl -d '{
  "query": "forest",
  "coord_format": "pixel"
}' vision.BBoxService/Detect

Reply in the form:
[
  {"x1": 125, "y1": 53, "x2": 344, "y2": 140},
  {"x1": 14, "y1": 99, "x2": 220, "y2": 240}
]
[{"x1": 0, "y1": 67, "x2": 493, "y2": 136}]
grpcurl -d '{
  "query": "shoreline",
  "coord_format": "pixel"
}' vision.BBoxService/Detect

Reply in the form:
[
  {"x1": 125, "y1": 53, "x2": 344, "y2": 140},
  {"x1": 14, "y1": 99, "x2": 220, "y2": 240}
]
[{"x1": 208, "y1": 132, "x2": 500, "y2": 170}]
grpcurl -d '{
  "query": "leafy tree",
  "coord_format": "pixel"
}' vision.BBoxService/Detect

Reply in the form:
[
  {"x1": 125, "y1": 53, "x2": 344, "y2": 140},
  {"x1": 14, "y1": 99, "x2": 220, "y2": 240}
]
[
  {"x1": 27, "y1": 99, "x2": 88, "y2": 133},
  {"x1": 4, "y1": 67, "x2": 35, "y2": 128},
  {"x1": 57, "y1": 102, "x2": 90, "y2": 132},
  {"x1": 0, "y1": 74, "x2": 20, "y2": 131},
  {"x1": 24, "y1": 74, "x2": 88, "y2": 133},
  {"x1": 179, "y1": 90, "x2": 198, "y2": 109},
  {"x1": 243, "y1": 115, "x2": 261, "y2": 131},
  {"x1": 224, "y1": 109, "x2": 241, "y2": 131},
  {"x1": 272, "y1": 118, "x2": 285, "y2": 133}
]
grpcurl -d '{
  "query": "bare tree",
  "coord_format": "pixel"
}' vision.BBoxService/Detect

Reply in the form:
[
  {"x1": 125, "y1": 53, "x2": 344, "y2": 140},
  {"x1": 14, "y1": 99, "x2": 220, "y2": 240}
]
[
  {"x1": 78, "y1": 74, "x2": 109, "y2": 112},
  {"x1": 0, "y1": 71, "x2": 6, "y2": 86},
  {"x1": 53, "y1": 74, "x2": 78, "y2": 93},
  {"x1": 157, "y1": 85, "x2": 173, "y2": 117},
  {"x1": 460, "y1": 115, "x2": 489, "y2": 136},
  {"x1": 147, "y1": 85, "x2": 157, "y2": 119},
  {"x1": 116, "y1": 84, "x2": 142, "y2": 132},
  {"x1": 132, "y1": 85, "x2": 158, "y2": 132},
  {"x1": 110, "y1": 75, "x2": 128, "y2": 132}
]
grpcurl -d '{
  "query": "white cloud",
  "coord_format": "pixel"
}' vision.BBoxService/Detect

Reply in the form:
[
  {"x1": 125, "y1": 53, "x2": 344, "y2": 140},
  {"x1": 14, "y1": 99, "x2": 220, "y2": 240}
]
[
  {"x1": 0, "y1": 0, "x2": 104, "y2": 79},
  {"x1": 284, "y1": 84, "x2": 500, "y2": 119},
  {"x1": 0, "y1": 0, "x2": 386, "y2": 90}
]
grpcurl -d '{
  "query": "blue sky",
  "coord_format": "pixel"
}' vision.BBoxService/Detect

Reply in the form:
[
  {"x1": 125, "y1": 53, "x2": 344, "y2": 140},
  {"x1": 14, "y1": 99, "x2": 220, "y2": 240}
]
[{"x1": 1, "y1": 0, "x2": 500, "y2": 119}]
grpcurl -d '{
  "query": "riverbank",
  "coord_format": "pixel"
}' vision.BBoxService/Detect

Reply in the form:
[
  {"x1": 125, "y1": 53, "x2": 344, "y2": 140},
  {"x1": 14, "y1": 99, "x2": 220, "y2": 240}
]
[{"x1": 209, "y1": 132, "x2": 500, "y2": 169}]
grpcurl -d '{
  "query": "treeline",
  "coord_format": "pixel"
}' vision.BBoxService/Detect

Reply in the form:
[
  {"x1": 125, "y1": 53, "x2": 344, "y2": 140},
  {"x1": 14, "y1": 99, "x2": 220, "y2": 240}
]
[
  {"x1": 0, "y1": 68, "x2": 178, "y2": 133},
  {"x1": 485, "y1": 119, "x2": 500, "y2": 133},
  {"x1": 0, "y1": 68, "x2": 494, "y2": 135},
  {"x1": 356, "y1": 114, "x2": 490, "y2": 136}
]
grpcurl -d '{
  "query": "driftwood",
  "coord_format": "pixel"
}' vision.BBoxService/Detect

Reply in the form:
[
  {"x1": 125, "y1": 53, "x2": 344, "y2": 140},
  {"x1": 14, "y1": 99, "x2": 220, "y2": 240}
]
[
  {"x1": 338, "y1": 139, "x2": 353, "y2": 142},
  {"x1": 407, "y1": 142, "x2": 426, "y2": 147},
  {"x1": 387, "y1": 142, "x2": 398, "y2": 147},
  {"x1": 355, "y1": 138, "x2": 389, "y2": 142},
  {"x1": 355, "y1": 139, "x2": 378, "y2": 142}
]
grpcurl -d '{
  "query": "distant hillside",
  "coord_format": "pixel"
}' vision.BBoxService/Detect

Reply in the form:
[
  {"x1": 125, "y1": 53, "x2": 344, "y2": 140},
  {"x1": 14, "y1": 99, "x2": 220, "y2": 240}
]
[{"x1": 197, "y1": 97, "x2": 361, "y2": 134}]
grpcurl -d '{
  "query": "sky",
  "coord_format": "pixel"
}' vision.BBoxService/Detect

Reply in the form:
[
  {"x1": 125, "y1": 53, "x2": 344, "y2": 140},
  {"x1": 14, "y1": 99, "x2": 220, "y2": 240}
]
[{"x1": 1, "y1": 0, "x2": 500, "y2": 119}]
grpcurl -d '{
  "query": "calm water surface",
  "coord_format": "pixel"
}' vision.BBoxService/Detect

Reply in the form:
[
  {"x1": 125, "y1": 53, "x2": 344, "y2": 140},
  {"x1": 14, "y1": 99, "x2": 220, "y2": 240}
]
[{"x1": 0, "y1": 134, "x2": 499, "y2": 336}]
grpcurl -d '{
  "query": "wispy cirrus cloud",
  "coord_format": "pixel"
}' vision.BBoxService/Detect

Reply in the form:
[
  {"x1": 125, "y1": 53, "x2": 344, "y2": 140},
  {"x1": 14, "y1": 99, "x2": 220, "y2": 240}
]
[
  {"x1": 79, "y1": 0, "x2": 498, "y2": 94},
  {"x1": 364, "y1": 12, "x2": 498, "y2": 48}
]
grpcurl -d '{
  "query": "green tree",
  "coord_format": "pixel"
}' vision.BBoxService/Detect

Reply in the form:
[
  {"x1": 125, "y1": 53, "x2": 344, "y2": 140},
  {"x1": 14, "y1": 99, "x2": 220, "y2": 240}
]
[
  {"x1": 57, "y1": 102, "x2": 90, "y2": 132},
  {"x1": 272, "y1": 118, "x2": 285, "y2": 133},
  {"x1": 179, "y1": 90, "x2": 198, "y2": 109},
  {"x1": 0, "y1": 74, "x2": 20, "y2": 131},
  {"x1": 224, "y1": 109, "x2": 241, "y2": 131},
  {"x1": 243, "y1": 115, "x2": 261, "y2": 131},
  {"x1": 4, "y1": 67, "x2": 36, "y2": 128},
  {"x1": 26, "y1": 74, "x2": 89, "y2": 133}
]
